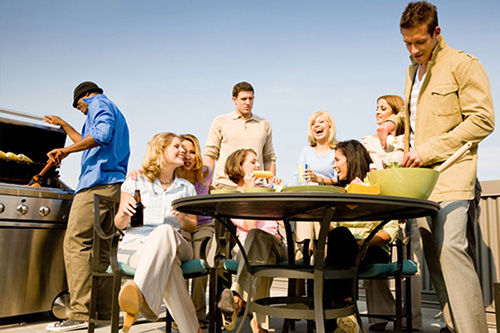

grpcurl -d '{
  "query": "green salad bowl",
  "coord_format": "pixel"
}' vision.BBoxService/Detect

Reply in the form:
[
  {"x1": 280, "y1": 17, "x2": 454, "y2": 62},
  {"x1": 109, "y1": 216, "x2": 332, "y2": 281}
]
[{"x1": 367, "y1": 168, "x2": 439, "y2": 199}]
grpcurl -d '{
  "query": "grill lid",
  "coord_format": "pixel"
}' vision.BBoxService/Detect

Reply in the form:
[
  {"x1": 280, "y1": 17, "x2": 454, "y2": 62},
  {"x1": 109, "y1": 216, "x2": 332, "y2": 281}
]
[{"x1": 0, "y1": 110, "x2": 67, "y2": 186}]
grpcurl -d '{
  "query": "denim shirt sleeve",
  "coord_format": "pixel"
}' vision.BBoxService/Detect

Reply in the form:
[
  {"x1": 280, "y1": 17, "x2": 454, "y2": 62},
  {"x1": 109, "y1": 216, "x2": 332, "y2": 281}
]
[{"x1": 85, "y1": 96, "x2": 116, "y2": 146}]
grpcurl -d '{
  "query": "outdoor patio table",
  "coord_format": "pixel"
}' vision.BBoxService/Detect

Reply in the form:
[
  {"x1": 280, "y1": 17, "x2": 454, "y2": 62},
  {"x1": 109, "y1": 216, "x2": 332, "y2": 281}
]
[{"x1": 172, "y1": 191, "x2": 439, "y2": 333}]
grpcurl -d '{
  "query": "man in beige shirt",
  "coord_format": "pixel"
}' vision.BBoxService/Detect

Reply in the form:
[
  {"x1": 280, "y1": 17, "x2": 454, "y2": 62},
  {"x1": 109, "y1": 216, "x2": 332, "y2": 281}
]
[{"x1": 204, "y1": 82, "x2": 276, "y2": 189}]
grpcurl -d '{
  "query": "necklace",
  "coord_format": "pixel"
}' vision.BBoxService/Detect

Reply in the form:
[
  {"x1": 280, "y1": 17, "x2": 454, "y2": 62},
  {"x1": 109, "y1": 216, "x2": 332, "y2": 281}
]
[{"x1": 160, "y1": 177, "x2": 175, "y2": 185}]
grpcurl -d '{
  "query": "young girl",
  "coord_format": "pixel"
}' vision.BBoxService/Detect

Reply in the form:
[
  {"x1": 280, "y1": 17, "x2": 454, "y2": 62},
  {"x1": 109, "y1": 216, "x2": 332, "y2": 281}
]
[
  {"x1": 218, "y1": 148, "x2": 285, "y2": 333},
  {"x1": 114, "y1": 133, "x2": 203, "y2": 333},
  {"x1": 324, "y1": 140, "x2": 399, "y2": 333}
]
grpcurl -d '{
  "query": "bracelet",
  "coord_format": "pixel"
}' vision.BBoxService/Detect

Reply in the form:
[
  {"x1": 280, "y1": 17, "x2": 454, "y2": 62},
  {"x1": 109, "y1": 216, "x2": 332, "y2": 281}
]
[{"x1": 319, "y1": 177, "x2": 325, "y2": 185}]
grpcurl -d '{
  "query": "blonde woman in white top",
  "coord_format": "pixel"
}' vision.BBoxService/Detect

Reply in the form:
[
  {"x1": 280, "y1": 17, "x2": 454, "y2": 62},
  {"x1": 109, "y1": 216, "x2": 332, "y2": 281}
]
[
  {"x1": 114, "y1": 132, "x2": 203, "y2": 333},
  {"x1": 295, "y1": 110, "x2": 338, "y2": 244}
]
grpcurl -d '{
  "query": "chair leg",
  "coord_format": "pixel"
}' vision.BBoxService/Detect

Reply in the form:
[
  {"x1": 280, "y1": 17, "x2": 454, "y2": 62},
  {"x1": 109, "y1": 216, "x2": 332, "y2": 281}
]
[
  {"x1": 208, "y1": 268, "x2": 217, "y2": 333},
  {"x1": 404, "y1": 275, "x2": 413, "y2": 332},
  {"x1": 110, "y1": 274, "x2": 122, "y2": 333},
  {"x1": 395, "y1": 272, "x2": 403, "y2": 332}
]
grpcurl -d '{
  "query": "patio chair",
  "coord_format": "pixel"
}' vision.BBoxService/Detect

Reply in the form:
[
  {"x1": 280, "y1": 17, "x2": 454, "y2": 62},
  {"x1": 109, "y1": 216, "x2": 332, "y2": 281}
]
[{"x1": 87, "y1": 194, "x2": 215, "y2": 333}]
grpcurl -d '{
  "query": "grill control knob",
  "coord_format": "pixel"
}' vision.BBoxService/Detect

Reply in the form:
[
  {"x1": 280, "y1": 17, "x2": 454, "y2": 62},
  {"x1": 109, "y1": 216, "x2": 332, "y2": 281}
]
[
  {"x1": 17, "y1": 204, "x2": 29, "y2": 215},
  {"x1": 0, "y1": 203, "x2": 4, "y2": 214},
  {"x1": 39, "y1": 206, "x2": 51, "y2": 217}
]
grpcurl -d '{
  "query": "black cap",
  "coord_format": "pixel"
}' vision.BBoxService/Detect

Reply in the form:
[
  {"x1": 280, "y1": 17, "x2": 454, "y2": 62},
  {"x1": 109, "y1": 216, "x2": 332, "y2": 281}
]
[{"x1": 73, "y1": 81, "x2": 103, "y2": 108}]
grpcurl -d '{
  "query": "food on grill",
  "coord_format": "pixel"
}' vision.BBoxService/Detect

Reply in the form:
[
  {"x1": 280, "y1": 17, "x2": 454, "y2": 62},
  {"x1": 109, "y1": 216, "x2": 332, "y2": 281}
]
[
  {"x1": 18, "y1": 154, "x2": 33, "y2": 163},
  {"x1": 5, "y1": 152, "x2": 19, "y2": 161},
  {"x1": 252, "y1": 171, "x2": 273, "y2": 179},
  {"x1": 0, "y1": 151, "x2": 6, "y2": 159}
]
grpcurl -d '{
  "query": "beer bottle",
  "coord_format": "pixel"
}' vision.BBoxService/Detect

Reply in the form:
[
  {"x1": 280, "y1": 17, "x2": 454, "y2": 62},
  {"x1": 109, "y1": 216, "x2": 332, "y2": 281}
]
[{"x1": 130, "y1": 190, "x2": 144, "y2": 227}]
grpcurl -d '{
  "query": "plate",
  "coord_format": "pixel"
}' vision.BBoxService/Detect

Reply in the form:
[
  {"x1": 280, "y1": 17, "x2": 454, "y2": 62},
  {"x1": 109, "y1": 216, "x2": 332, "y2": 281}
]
[
  {"x1": 210, "y1": 189, "x2": 240, "y2": 194},
  {"x1": 281, "y1": 185, "x2": 346, "y2": 193},
  {"x1": 243, "y1": 187, "x2": 275, "y2": 193}
]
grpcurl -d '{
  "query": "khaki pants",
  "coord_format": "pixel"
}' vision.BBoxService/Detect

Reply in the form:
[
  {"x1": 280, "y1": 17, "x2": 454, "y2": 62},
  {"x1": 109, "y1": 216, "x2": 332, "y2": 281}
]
[
  {"x1": 64, "y1": 183, "x2": 121, "y2": 321},
  {"x1": 418, "y1": 200, "x2": 487, "y2": 332},
  {"x1": 118, "y1": 224, "x2": 199, "y2": 332}
]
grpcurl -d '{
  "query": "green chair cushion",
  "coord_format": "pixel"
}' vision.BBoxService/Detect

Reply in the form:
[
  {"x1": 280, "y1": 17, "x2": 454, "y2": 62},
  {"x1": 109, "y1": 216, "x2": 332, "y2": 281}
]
[
  {"x1": 222, "y1": 258, "x2": 307, "y2": 274},
  {"x1": 223, "y1": 259, "x2": 239, "y2": 273},
  {"x1": 359, "y1": 260, "x2": 418, "y2": 278},
  {"x1": 106, "y1": 259, "x2": 207, "y2": 277}
]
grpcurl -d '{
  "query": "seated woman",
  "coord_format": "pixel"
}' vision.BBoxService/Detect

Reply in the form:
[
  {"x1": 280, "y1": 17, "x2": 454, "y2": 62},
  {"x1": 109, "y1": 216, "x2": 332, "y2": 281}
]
[
  {"x1": 177, "y1": 134, "x2": 215, "y2": 327},
  {"x1": 324, "y1": 140, "x2": 399, "y2": 333},
  {"x1": 114, "y1": 132, "x2": 203, "y2": 333},
  {"x1": 217, "y1": 148, "x2": 286, "y2": 333}
]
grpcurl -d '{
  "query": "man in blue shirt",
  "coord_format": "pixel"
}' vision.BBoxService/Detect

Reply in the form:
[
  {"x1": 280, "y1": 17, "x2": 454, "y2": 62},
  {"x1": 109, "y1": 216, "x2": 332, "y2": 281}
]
[{"x1": 45, "y1": 81, "x2": 130, "y2": 332}]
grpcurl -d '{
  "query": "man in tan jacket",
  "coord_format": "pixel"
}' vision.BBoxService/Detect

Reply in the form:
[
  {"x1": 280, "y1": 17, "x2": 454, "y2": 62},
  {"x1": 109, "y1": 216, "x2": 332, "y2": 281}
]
[{"x1": 378, "y1": 2, "x2": 494, "y2": 332}]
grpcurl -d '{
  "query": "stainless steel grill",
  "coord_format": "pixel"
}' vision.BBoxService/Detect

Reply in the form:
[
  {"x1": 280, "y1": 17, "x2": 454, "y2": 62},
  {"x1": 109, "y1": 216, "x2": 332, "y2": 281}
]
[{"x1": 0, "y1": 109, "x2": 73, "y2": 319}]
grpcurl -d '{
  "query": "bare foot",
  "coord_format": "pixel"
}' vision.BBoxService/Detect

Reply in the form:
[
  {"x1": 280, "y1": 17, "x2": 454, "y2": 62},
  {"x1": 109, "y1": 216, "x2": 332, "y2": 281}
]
[{"x1": 251, "y1": 317, "x2": 268, "y2": 333}]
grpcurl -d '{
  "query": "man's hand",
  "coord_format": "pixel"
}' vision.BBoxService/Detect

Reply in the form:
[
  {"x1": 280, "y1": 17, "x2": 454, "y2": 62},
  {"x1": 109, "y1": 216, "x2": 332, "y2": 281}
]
[
  {"x1": 377, "y1": 121, "x2": 397, "y2": 149},
  {"x1": 402, "y1": 149, "x2": 423, "y2": 168},
  {"x1": 47, "y1": 148, "x2": 68, "y2": 165},
  {"x1": 44, "y1": 115, "x2": 66, "y2": 127}
]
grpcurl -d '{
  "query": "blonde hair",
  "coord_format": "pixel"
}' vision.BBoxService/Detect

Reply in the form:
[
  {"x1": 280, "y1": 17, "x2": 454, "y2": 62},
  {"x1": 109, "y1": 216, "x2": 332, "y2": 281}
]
[
  {"x1": 178, "y1": 134, "x2": 209, "y2": 185},
  {"x1": 307, "y1": 110, "x2": 337, "y2": 149},
  {"x1": 224, "y1": 148, "x2": 257, "y2": 184},
  {"x1": 142, "y1": 132, "x2": 179, "y2": 182},
  {"x1": 377, "y1": 95, "x2": 404, "y2": 115}
]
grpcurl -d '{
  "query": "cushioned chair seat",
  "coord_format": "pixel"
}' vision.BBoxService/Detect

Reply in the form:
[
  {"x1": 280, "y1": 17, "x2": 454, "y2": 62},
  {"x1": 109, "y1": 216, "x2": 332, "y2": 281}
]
[
  {"x1": 358, "y1": 259, "x2": 417, "y2": 278},
  {"x1": 106, "y1": 258, "x2": 208, "y2": 276},
  {"x1": 223, "y1": 258, "x2": 307, "y2": 275}
]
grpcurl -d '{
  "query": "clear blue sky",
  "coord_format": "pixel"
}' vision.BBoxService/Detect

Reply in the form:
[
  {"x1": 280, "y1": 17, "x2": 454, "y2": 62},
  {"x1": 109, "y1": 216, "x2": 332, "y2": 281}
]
[{"x1": 1, "y1": 0, "x2": 498, "y2": 188}]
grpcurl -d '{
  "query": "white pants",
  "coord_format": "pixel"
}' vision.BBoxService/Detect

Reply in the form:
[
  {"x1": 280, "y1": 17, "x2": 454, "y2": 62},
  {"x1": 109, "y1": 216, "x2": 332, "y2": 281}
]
[
  {"x1": 365, "y1": 219, "x2": 423, "y2": 329},
  {"x1": 418, "y1": 201, "x2": 487, "y2": 332},
  {"x1": 118, "y1": 224, "x2": 199, "y2": 333},
  {"x1": 232, "y1": 229, "x2": 288, "y2": 330}
]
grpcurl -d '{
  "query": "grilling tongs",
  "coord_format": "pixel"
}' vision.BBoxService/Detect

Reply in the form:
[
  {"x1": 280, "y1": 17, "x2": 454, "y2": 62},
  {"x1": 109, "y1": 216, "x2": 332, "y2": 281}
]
[{"x1": 28, "y1": 160, "x2": 55, "y2": 187}]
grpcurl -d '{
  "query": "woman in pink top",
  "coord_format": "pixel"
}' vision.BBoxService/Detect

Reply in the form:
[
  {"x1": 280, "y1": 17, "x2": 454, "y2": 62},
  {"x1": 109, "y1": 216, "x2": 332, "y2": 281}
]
[{"x1": 217, "y1": 148, "x2": 286, "y2": 333}]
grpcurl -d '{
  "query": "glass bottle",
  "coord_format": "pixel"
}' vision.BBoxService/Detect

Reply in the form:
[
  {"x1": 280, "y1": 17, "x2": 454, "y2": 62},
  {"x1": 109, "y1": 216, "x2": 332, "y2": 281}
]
[{"x1": 130, "y1": 190, "x2": 144, "y2": 227}]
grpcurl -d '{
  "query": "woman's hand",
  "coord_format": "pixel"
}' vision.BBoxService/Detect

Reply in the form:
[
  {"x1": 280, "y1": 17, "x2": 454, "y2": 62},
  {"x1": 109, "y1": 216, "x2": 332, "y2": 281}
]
[
  {"x1": 172, "y1": 208, "x2": 197, "y2": 233},
  {"x1": 127, "y1": 169, "x2": 143, "y2": 180},
  {"x1": 115, "y1": 192, "x2": 137, "y2": 229},
  {"x1": 303, "y1": 169, "x2": 324, "y2": 183},
  {"x1": 268, "y1": 176, "x2": 283, "y2": 186},
  {"x1": 242, "y1": 171, "x2": 257, "y2": 189}
]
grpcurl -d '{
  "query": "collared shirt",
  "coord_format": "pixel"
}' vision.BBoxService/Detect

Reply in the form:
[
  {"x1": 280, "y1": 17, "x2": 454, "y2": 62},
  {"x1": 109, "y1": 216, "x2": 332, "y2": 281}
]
[
  {"x1": 119, "y1": 174, "x2": 197, "y2": 246},
  {"x1": 204, "y1": 111, "x2": 276, "y2": 187},
  {"x1": 388, "y1": 36, "x2": 495, "y2": 202},
  {"x1": 76, "y1": 94, "x2": 130, "y2": 193}
]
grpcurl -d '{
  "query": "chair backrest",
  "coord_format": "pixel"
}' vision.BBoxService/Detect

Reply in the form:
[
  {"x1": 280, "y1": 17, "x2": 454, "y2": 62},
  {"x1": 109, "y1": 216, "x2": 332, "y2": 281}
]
[{"x1": 92, "y1": 194, "x2": 122, "y2": 275}]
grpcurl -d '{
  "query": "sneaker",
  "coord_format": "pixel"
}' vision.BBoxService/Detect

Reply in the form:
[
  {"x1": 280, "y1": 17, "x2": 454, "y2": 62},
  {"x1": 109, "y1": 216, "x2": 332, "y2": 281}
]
[
  {"x1": 337, "y1": 314, "x2": 360, "y2": 333},
  {"x1": 46, "y1": 319, "x2": 88, "y2": 332}
]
